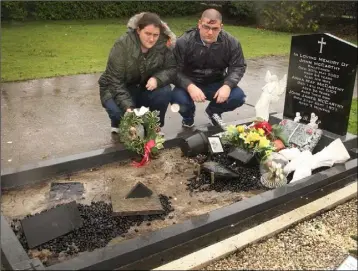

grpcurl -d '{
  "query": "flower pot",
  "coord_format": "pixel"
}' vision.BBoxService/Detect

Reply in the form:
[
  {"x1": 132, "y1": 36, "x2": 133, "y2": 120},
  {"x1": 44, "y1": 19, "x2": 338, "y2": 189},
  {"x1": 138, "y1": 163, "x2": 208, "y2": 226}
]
[{"x1": 180, "y1": 131, "x2": 209, "y2": 157}]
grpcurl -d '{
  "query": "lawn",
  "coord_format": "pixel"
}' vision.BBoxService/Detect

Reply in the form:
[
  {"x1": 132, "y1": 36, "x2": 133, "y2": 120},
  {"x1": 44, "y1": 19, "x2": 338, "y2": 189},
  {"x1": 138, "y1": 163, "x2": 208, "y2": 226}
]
[
  {"x1": 1, "y1": 17, "x2": 292, "y2": 82},
  {"x1": 348, "y1": 98, "x2": 358, "y2": 135}
]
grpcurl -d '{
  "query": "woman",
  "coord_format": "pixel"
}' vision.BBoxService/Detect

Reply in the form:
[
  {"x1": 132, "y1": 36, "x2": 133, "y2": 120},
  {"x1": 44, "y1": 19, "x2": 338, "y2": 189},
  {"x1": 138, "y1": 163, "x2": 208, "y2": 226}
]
[{"x1": 98, "y1": 12, "x2": 176, "y2": 133}]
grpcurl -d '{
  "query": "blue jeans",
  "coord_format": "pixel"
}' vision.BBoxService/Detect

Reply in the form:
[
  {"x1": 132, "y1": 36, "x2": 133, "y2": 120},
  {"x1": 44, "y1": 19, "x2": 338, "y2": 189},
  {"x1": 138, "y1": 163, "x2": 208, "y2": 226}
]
[
  {"x1": 103, "y1": 85, "x2": 172, "y2": 128},
  {"x1": 171, "y1": 82, "x2": 246, "y2": 120}
]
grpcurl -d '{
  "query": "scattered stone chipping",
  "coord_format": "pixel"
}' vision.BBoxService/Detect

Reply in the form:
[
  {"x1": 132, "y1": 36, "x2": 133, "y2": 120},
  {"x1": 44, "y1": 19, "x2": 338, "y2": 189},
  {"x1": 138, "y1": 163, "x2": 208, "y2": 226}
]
[{"x1": 204, "y1": 198, "x2": 357, "y2": 270}]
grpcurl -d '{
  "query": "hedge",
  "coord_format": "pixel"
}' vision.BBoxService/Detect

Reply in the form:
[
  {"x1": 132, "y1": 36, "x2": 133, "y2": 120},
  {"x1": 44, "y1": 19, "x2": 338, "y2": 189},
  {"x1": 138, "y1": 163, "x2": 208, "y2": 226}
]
[
  {"x1": 222, "y1": 1, "x2": 357, "y2": 32},
  {"x1": 1, "y1": 1, "x2": 201, "y2": 21}
]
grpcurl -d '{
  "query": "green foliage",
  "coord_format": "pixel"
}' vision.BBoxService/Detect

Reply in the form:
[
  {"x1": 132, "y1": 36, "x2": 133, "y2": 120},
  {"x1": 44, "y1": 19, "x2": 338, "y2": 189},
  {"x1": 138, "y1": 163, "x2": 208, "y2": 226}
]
[
  {"x1": 222, "y1": 1, "x2": 259, "y2": 24},
  {"x1": 1, "y1": 1, "x2": 200, "y2": 21},
  {"x1": 1, "y1": 1, "x2": 28, "y2": 20},
  {"x1": 223, "y1": 1, "x2": 356, "y2": 33},
  {"x1": 258, "y1": 1, "x2": 319, "y2": 33},
  {"x1": 348, "y1": 99, "x2": 357, "y2": 135},
  {"x1": 118, "y1": 110, "x2": 164, "y2": 156}
]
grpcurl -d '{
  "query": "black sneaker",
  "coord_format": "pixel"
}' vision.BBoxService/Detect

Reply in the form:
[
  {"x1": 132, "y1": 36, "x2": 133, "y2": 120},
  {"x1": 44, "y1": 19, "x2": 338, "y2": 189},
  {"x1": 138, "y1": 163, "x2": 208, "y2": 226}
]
[
  {"x1": 205, "y1": 107, "x2": 225, "y2": 128},
  {"x1": 182, "y1": 118, "x2": 194, "y2": 128}
]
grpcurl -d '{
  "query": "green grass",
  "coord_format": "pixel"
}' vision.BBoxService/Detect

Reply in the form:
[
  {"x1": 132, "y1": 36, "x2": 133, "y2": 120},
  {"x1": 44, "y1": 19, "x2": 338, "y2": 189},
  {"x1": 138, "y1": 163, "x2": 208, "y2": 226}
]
[
  {"x1": 1, "y1": 17, "x2": 293, "y2": 82},
  {"x1": 348, "y1": 98, "x2": 358, "y2": 135}
]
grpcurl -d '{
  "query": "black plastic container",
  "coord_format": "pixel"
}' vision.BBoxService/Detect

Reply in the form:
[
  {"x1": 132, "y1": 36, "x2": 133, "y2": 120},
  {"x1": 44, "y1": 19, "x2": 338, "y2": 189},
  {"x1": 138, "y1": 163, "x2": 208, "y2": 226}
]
[{"x1": 180, "y1": 131, "x2": 209, "y2": 157}]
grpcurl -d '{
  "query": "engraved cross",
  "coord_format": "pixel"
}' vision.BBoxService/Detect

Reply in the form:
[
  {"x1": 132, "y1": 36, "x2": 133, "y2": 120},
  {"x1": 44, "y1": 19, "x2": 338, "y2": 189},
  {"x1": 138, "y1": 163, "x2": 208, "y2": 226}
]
[{"x1": 318, "y1": 37, "x2": 326, "y2": 54}]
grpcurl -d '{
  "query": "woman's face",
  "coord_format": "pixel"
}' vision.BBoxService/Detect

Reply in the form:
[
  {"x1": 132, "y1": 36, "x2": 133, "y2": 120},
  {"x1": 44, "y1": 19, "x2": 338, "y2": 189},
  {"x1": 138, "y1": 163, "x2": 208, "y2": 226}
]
[{"x1": 137, "y1": 24, "x2": 160, "y2": 50}]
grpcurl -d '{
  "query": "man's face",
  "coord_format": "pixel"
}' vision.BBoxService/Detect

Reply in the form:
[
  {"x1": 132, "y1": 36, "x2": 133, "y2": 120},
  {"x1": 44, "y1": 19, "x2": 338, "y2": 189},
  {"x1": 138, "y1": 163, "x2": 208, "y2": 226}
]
[
  {"x1": 137, "y1": 24, "x2": 160, "y2": 49},
  {"x1": 198, "y1": 18, "x2": 222, "y2": 44}
]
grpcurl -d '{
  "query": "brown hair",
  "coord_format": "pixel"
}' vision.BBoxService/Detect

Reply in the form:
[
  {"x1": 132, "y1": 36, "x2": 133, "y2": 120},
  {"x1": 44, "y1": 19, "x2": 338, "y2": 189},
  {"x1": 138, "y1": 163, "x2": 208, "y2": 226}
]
[
  {"x1": 137, "y1": 12, "x2": 163, "y2": 32},
  {"x1": 201, "y1": 9, "x2": 223, "y2": 24}
]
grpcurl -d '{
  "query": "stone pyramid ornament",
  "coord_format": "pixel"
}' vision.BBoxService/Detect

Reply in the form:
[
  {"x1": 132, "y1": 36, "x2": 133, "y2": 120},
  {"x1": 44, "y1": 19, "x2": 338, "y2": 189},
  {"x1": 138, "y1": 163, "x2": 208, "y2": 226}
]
[
  {"x1": 111, "y1": 179, "x2": 164, "y2": 216},
  {"x1": 125, "y1": 182, "x2": 153, "y2": 199}
]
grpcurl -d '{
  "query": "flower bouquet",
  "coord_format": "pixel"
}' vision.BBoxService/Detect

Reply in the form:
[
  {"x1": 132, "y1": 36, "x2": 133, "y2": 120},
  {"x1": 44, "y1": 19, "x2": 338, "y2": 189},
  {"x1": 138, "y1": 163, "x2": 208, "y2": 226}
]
[
  {"x1": 221, "y1": 119, "x2": 288, "y2": 162},
  {"x1": 259, "y1": 152, "x2": 288, "y2": 188},
  {"x1": 119, "y1": 107, "x2": 165, "y2": 167}
]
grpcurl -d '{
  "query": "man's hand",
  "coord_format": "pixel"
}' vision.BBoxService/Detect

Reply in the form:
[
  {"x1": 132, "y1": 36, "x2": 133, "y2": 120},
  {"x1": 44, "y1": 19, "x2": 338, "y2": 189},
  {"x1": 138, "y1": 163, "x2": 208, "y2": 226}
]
[
  {"x1": 188, "y1": 84, "x2": 206, "y2": 102},
  {"x1": 126, "y1": 108, "x2": 133, "y2": 113},
  {"x1": 146, "y1": 77, "x2": 158, "y2": 91},
  {"x1": 214, "y1": 85, "x2": 231, "y2": 103}
]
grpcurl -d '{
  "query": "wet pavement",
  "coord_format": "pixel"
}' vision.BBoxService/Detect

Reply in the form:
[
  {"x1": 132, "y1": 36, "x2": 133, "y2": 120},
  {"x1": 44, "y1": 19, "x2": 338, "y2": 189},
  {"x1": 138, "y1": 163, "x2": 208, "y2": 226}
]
[{"x1": 1, "y1": 56, "x2": 357, "y2": 169}]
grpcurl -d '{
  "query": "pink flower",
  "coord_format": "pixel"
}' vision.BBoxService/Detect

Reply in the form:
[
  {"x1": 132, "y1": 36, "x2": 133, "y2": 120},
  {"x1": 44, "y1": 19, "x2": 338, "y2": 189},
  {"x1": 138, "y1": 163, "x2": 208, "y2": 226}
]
[
  {"x1": 306, "y1": 128, "x2": 313, "y2": 135},
  {"x1": 280, "y1": 120, "x2": 287, "y2": 125}
]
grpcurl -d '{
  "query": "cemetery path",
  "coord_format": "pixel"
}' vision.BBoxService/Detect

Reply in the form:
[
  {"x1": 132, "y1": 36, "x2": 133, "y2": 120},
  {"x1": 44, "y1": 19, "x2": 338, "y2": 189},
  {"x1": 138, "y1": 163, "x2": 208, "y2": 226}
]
[
  {"x1": 1, "y1": 56, "x2": 357, "y2": 168},
  {"x1": 204, "y1": 198, "x2": 357, "y2": 270}
]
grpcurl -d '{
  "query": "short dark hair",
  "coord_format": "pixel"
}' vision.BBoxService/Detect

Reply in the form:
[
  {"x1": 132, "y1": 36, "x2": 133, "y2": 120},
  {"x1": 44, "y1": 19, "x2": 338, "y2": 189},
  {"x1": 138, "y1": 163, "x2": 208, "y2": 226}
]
[
  {"x1": 201, "y1": 9, "x2": 222, "y2": 24},
  {"x1": 137, "y1": 12, "x2": 163, "y2": 31}
]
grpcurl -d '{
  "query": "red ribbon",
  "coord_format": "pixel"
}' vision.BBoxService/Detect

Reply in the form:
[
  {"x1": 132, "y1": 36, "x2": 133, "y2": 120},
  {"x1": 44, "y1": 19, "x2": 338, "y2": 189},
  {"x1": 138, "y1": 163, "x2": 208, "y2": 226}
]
[{"x1": 132, "y1": 139, "x2": 156, "y2": 167}]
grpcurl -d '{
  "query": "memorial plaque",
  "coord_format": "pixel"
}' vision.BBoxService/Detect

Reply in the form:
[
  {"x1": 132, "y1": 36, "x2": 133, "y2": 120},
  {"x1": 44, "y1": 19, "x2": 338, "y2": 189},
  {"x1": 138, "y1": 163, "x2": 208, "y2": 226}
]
[
  {"x1": 283, "y1": 33, "x2": 357, "y2": 135},
  {"x1": 21, "y1": 201, "x2": 83, "y2": 248}
]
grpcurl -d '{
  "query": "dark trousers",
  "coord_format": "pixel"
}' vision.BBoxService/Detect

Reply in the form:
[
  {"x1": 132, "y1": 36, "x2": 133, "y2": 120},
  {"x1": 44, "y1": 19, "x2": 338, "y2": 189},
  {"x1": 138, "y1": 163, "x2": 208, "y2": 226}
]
[
  {"x1": 171, "y1": 82, "x2": 246, "y2": 121},
  {"x1": 103, "y1": 85, "x2": 172, "y2": 128}
]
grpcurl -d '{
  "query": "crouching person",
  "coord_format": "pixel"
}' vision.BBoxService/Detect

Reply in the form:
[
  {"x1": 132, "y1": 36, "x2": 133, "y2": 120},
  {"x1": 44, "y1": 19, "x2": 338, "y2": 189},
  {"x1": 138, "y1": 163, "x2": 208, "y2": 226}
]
[
  {"x1": 98, "y1": 12, "x2": 176, "y2": 133},
  {"x1": 172, "y1": 9, "x2": 247, "y2": 128}
]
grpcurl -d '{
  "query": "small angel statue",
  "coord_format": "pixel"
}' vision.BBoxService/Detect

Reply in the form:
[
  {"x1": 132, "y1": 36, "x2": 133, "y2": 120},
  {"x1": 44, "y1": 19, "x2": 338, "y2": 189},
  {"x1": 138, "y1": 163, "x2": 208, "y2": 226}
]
[
  {"x1": 255, "y1": 70, "x2": 287, "y2": 121},
  {"x1": 294, "y1": 112, "x2": 302, "y2": 123},
  {"x1": 308, "y1": 112, "x2": 319, "y2": 129}
]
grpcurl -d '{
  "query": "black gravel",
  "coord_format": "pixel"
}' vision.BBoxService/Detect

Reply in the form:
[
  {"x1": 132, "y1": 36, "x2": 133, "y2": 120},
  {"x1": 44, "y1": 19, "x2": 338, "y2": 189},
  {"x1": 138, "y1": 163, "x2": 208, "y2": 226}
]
[
  {"x1": 10, "y1": 194, "x2": 173, "y2": 264},
  {"x1": 187, "y1": 149, "x2": 265, "y2": 193}
]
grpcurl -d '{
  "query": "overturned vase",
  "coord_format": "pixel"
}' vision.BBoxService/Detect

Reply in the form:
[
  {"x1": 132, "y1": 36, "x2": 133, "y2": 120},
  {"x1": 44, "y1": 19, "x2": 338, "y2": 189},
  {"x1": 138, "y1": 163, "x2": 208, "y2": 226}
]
[{"x1": 180, "y1": 131, "x2": 209, "y2": 157}]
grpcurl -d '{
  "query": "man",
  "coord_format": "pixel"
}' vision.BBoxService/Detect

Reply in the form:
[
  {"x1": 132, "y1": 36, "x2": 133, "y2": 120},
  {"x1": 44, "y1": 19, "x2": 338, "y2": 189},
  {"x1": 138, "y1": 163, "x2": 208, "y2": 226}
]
[
  {"x1": 98, "y1": 12, "x2": 176, "y2": 133},
  {"x1": 172, "y1": 9, "x2": 247, "y2": 127}
]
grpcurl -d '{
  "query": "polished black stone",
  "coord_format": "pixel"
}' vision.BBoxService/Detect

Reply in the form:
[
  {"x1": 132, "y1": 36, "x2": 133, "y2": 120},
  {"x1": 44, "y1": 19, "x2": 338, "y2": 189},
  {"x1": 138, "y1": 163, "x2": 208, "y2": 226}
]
[
  {"x1": 20, "y1": 201, "x2": 83, "y2": 248},
  {"x1": 283, "y1": 33, "x2": 357, "y2": 135},
  {"x1": 201, "y1": 161, "x2": 240, "y2": 180},
  {"x1": 49, "y1": 182, "x2": 84, "y2": 200},
  {"x1": 125, "y1": 182, "x2": 153, "y2": 199},
  {"x1": 227, "y1": 148, "x2": 256, "y2": 165}
]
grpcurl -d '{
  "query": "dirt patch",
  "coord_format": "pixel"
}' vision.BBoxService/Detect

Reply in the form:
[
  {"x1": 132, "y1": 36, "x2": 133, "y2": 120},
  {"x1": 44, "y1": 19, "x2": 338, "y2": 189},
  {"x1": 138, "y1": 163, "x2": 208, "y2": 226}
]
[{"x1": 1, "y1": 147, "x2": 264, "y2": 266}]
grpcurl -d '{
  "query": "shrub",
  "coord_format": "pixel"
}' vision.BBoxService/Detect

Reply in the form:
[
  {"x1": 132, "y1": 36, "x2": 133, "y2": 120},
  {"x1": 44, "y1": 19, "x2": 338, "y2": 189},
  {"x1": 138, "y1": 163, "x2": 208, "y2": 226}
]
[{"x1": 1, "y1": 1, "x2": 200, "y2": 21}]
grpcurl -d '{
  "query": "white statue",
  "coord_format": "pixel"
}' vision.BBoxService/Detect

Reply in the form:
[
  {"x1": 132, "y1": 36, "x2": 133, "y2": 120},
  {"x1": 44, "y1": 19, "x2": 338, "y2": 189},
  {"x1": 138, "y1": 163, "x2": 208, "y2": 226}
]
[
  {"x1": 308, "y1": 112, "x2": 319, "y2": 129},
  {"x1": 294, "y1": 112, "x2": 302, "y2": 123},
  {"x1": 255, "y1": 70, "x2": 287, "y2": 121}
]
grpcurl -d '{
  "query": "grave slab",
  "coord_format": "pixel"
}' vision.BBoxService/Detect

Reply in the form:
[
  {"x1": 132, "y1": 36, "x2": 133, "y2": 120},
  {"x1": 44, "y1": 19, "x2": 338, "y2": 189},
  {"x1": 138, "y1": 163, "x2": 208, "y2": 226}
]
[
  {"x1": 111, "y1": 180, "x2": 164, "y2": 216},
  {"x1": 20, "y1": 201, "x2": 83, "y2": 248},
  {"x1": 49, "y1": 182, "x2": 84, "y2": 200}
]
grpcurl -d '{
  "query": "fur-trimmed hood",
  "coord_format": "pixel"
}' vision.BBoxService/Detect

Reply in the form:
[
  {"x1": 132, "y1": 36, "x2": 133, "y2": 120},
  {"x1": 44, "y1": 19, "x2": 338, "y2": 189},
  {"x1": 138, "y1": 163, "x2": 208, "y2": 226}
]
[{"x1": 126, "y1": 12, "x2": 176, "y2": 48}]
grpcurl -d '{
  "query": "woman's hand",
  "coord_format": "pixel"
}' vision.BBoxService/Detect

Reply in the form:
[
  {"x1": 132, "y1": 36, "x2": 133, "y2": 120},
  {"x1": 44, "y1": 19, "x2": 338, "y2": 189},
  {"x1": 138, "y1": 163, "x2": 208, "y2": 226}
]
[{"x1": 146, "y1": 77, "x2": 158, "y2": 91}]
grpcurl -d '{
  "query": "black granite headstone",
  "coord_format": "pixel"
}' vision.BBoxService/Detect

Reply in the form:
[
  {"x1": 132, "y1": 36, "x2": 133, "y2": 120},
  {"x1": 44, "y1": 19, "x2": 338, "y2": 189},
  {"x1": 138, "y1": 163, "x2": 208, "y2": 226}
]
[
  {"x1": 125, "y1": 182, "x2": 153, "y2": 199},
  {"x1": 20, "y1": 201, "x2": 83, "y2": 248},
  {"x1": 283, "y1": 33, "x2": 357, "y2": 135}
]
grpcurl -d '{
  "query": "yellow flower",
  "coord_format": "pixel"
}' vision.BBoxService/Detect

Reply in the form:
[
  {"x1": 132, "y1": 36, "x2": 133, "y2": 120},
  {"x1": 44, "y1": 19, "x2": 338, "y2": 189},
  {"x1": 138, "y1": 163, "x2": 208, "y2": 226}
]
[
  {"x1": 259, "y1": 137, "x2": 271, "y2": 148},
  {"x1": 226, "y1": 125, "x2": 237, "y2": 135},
  {"x1": 237, "y1": 125, "x2": 245, "y2": 133},
  {"x1": 257, "y1": 128, "x2": 265, "y2": 136},
  {"x1": 247, "y1": 131, "x2": 261, "y2": 142}
]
